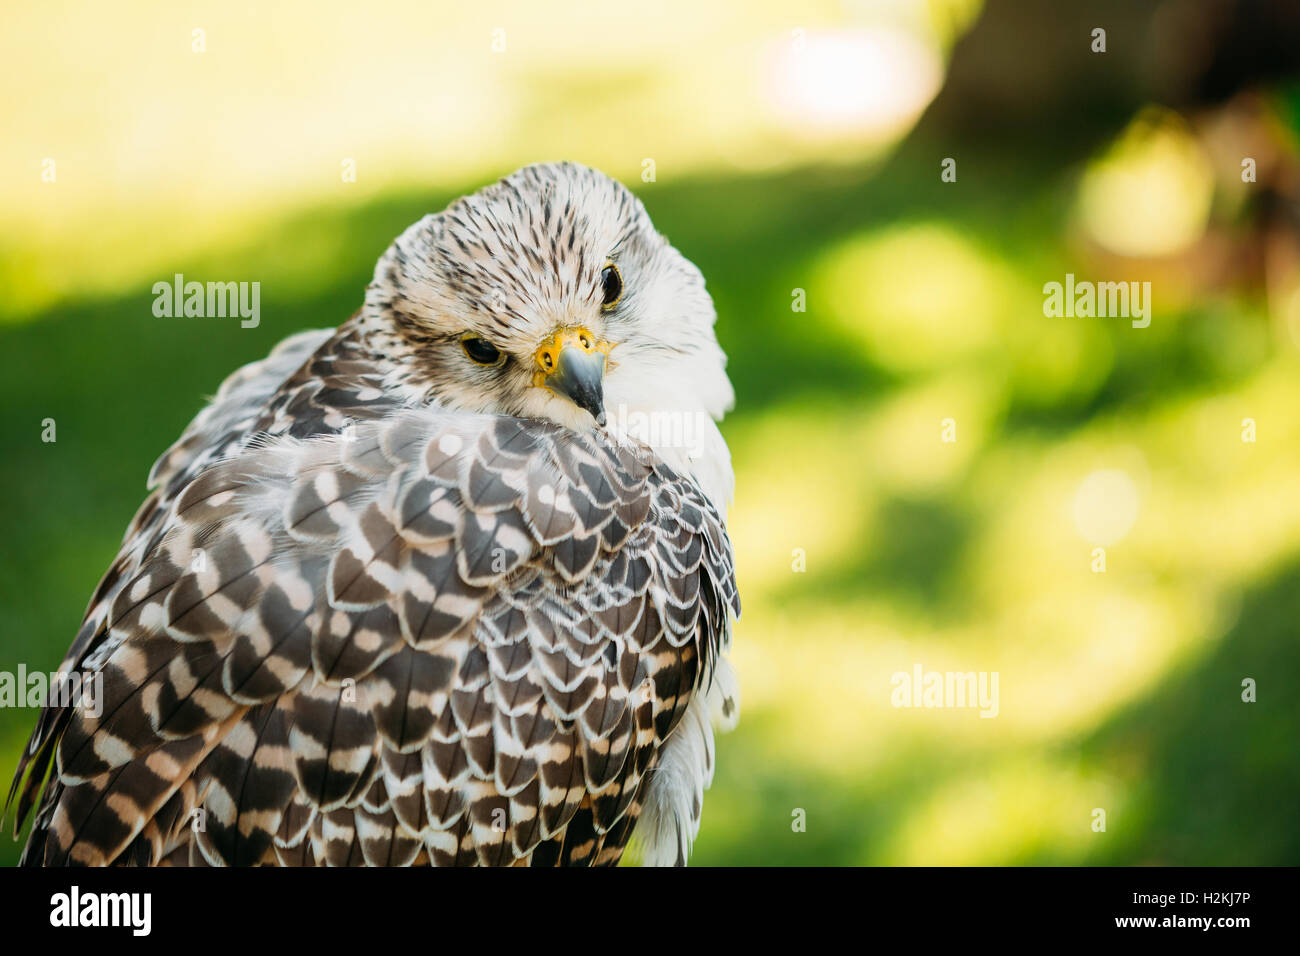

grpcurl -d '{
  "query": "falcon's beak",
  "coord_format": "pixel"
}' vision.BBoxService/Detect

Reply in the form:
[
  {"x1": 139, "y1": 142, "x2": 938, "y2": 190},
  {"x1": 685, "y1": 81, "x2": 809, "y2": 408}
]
[{"x1": 533, "y1": 327, "x2": 609, "y2": 426}]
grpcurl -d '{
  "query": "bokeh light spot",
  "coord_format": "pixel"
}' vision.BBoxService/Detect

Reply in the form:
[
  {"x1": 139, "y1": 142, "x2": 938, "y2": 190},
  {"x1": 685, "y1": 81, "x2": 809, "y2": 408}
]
[{"x1": 1073, "y1": 469, "x2": 1140, "y2": 546}]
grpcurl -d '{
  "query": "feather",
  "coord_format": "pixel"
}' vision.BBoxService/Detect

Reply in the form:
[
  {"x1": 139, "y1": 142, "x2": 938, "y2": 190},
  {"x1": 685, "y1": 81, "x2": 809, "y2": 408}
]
[{"x1": 9, "y1": 163, "x2": 741, "y2": 867}]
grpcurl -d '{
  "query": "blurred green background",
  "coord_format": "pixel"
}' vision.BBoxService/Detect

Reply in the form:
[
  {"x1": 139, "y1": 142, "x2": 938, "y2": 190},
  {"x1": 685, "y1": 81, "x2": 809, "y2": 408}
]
[{"x1": 4, "y1": 0, "x2": 1300, "y2": 865}]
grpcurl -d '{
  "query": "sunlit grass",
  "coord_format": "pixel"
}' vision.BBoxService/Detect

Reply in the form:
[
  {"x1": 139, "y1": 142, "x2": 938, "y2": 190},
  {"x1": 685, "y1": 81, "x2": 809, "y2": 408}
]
[
  {"x1": 881, "y1": 757, "x2": 1124, "y2": 865},
  {"x1": 709, "y1": 299, "x2": 1300, "y2": 863},
  {"x1": 813, "y1": 222, "x2": 1026, "y2": 372},
  {"x1": 0, "y1": 0, "x2": 969, "y2": 321}
]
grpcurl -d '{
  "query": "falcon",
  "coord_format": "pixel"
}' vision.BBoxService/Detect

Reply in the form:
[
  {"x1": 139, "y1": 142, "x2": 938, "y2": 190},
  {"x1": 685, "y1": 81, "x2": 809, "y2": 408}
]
[{"x1": 8, "y1": 162, "x2": 740, "y2": 866}]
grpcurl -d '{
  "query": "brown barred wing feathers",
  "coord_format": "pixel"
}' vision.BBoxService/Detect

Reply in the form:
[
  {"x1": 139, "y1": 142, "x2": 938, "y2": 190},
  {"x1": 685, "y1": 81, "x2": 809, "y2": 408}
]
[{"x1": 15, "y1": 409, "x2": 736, "y2": 867}]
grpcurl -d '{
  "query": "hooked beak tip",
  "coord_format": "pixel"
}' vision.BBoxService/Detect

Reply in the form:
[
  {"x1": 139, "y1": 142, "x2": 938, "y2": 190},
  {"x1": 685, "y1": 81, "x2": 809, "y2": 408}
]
[{"x1": 544, "y1": 343, "x2": 607, "y2": 426}]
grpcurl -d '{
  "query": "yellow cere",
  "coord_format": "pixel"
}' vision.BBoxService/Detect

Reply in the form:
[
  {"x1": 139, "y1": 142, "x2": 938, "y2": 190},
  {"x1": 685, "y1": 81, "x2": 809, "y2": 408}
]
[{"x1": 531, "y1": 326, "x2": 611, "y2": 388}]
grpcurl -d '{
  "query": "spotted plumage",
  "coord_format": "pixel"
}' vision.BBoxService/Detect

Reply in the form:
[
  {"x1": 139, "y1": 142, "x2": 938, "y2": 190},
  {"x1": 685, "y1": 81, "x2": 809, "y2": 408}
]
[{"x1": 8, "y1": 162, "x2": 739, "y2": 866}]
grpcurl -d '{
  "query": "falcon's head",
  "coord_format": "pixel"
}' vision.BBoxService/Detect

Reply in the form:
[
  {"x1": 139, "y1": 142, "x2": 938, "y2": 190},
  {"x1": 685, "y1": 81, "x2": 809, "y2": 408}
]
[{"x1": 363, "y1": 163, "x2": 734, "y2": 441}]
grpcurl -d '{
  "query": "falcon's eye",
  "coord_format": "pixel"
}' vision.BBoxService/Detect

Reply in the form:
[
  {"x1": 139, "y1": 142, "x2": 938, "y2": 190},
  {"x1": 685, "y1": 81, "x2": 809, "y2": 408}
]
[
  {"x1": 460, "y1": 334, "x2": 506, "y2": 367},
  {"x1": 600, "y1": 263, "x2": 623, "y2": 309}
]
